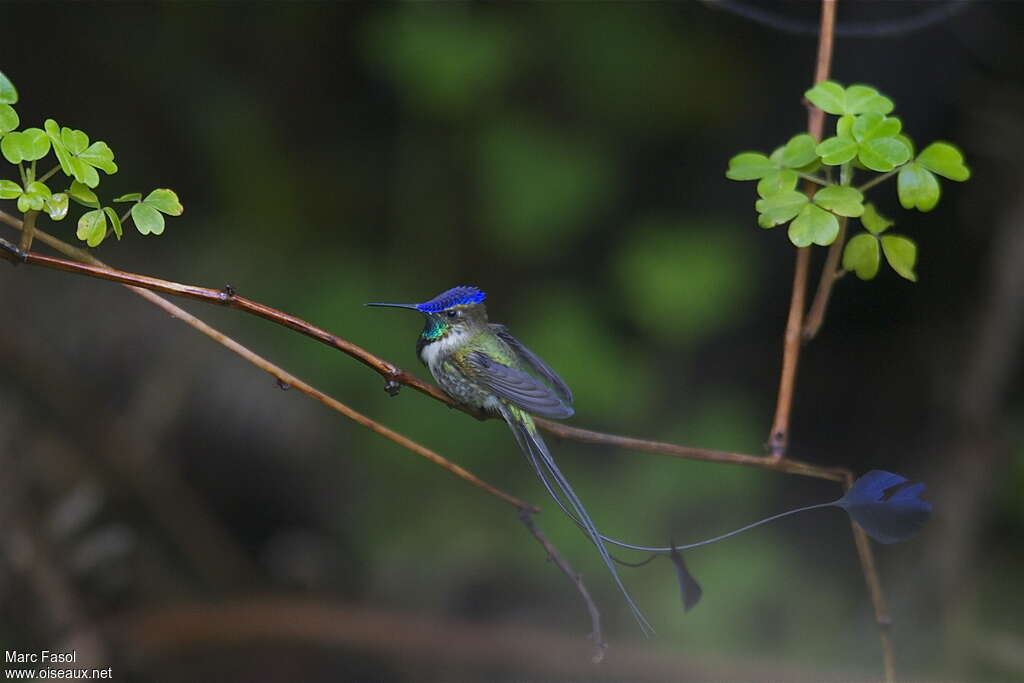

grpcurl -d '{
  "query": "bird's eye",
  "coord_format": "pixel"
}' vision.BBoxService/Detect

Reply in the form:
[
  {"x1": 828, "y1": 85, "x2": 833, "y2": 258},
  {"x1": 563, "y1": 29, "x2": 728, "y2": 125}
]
[{"x1": 445, "y1": 309, "x2": 459, "y2": 319}]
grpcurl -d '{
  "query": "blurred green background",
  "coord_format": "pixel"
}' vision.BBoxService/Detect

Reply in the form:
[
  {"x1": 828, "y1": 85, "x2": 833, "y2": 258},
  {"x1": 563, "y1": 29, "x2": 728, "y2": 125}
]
[{"x1": 1, "y1": 2, "x2": 1021, "y2": 681}]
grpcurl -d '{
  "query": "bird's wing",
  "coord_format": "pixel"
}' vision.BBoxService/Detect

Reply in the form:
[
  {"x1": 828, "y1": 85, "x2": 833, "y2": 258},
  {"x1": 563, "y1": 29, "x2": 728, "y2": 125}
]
[
  {"x1": 466, "y1": 350, "x2": 574, "y2": 419},
  {"x1": 490, "y1": 324, "x2": 573, "y2": 405}
]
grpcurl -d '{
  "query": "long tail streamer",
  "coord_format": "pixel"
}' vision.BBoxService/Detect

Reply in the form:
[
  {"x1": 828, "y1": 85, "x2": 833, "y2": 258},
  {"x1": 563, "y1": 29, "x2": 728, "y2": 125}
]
[{"x1": 500, "y1": 405, "x2": 656, "y2": 636}]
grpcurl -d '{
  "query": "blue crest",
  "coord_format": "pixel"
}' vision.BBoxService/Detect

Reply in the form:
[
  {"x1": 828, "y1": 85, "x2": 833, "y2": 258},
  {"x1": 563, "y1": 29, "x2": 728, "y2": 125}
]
[{"x1": 416, "y1": 286, "x2": 486, "y2": 313}]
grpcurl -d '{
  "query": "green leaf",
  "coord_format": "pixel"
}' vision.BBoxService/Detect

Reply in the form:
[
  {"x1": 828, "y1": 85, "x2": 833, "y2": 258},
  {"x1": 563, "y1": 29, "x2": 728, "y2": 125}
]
[
  {"x1": 756, "y1": 169, "x2": 798, "y2": 198},
  {"x1": 21, "y1": 128, "x2": 50, "y2": 161},
  {"x1": 77, "y1": 208, "x2": 107, "y2": 247},
  {"x1": 131, "y1": 202, "x2": 165, "y2": 235},
  {"x1": 0, "y1": 129, "x2": 50, "y2": 164},
  {"x1": 68, "y1": 157, "x2": 100, "y2": 188},
  {"x1": 0, "y1": 104, "x2": 18, "y2": 134},
  {"x1": 816, "y1": 136, "x2": 858, "y2": 165},
  {"x1": 19, "y1": 181, "x2": 51, "y2": 211},
  {"x1": 813, "y1": 185, "x2": 864, "y2": 217},
  {"x1": 43, "y1": 120, "x2": 116, "y2": 184},
  {"x1": 113, "y1": 192, "x2": 142, "y2": 203},
  {"x1": 858, "y1": 138, "x2": 911, "y2": 172},
  {"x1": 61, "y1": 127, "x2": 89, "y2": 155},
  {"x1": 143, "y1": 188, "x2": 183, "y2": 215},
  {"x1": 844, "y1": 85, "x2": 894, "y2": 115},
  {"x1": 836, "y1": 114, "x2": 854, "y2": 139},
  {"x1": 897, "y1": 163, "x2": 940, "y2": 211},
  {"x1": 7, "y1": 128, "x2": 50, "y2": 163},
  {"x1": 755, "y1": 190, "x2": 807, "y2": 228},
  {"x1": 880, "y1": 234, "x2": 918, "y2": 281},
  {"x1": 103, "y1": 206, "x2": 123, "y2": 239},
  {"x1": 45, "y1": 119, "x2": 73, "y2": 176},
  {"x1": 0, "y1": 134, "x2": 18, "y2": 164},
  {"x1": 842, "y1": 233, "x2": 881, "y2": 279},
  {"x1": 852, "y1": 113, "x2": 901, "y2": 142},
  {"x1": 726, "y1": 152, "x2": 776, "y2": 180},
  {"x1": 25, "y1": 181, "x2": 51, "y2": 199},
  {"x1": 68, "y1": 180, "x2": 100, "y2": 208},
  {"x1": 805, "y1": 81, "x2": 846, "y2": 115},
  {"x1": 780, "y1": 134, "x2": 818, "y2": 168},
  {"x1": 860, "y1": 203, "x2": 893, "y2": 235},
  {"x1": 788, "y1": 203, "x2": 839, "y2": 247},
  {"x1": 897, "y1": 134, "x2": 915, "y2": 158},
  {"x1": 791, "y1": 157, "x2": 822, "y2": 174},
  {"x1": 0, "y1": 179, "x2": 21, "y2": 199},
  {"x1": 0, "y1": 71, "x2": 17, "y2": 104},
  {"x1": 79, "y1": 141, "x2": 117, "y2": 174},
  {"x1": 916, "y1": 142, "x2": 970, "y2": 182},
  {"x1": 45, "y1": 193, "x2": 69, "y2": 221}
]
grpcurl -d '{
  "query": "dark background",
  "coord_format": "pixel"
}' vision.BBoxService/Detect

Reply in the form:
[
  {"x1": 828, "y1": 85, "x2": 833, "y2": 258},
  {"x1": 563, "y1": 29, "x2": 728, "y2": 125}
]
[{"x1": 1, "y1": 2, "x2": 1022, "y2": 681}]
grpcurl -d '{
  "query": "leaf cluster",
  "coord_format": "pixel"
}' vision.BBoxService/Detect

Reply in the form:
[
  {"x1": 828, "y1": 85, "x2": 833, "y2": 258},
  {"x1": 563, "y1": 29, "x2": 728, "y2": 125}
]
[
  {"x1": 726, "y1": 81, "x2": 970, "y2": 282},
  {"x1": 0, "y1": 72, "x2": 182, "y2": 248}
]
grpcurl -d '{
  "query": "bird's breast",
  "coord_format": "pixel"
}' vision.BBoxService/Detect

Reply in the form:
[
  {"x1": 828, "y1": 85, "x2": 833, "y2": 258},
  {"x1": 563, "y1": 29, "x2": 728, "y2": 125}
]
[{"x1": 417, "y1": 327, "x2": 470, "y2": 375}]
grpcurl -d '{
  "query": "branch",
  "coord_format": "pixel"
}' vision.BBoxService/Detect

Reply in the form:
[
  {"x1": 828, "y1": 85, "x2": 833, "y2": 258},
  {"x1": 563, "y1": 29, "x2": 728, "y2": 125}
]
[
  {"x1": 769, "y1": 247, "x2": 810, "y2": 458},
  {"x1": 0, "y1": 214, "x2": 850, "y2": 486},
  {"x1": 0, "y1": 211, "x2": 533, "y2": 513},
  {"x1": 536, "y1": 419, "x2": 848, "y2": 482},
  {"x1": 803, "y1": 215, "x2": 848, "y2": 341},
  {"x1": 18, "y1": 208, "x2": 38, "y2": 253},
  {"x1": 768, "y1": 0, "x2": 836, "y2": 461},
  {"x1": 767, "y1": 0, "x2": 836, "y2": 459},
  {"x1": 757, "y1": 2, "x2": 896, "y2": 678},
  {"x1": 849, "y1": 509, "x2": 894, "y2": 683},
  {"x1": 519, "y1": 509, "x2": 606, "y2": 663},
  {"x1": 1, "y1": 207, "x2": 893, "y2": 672}
]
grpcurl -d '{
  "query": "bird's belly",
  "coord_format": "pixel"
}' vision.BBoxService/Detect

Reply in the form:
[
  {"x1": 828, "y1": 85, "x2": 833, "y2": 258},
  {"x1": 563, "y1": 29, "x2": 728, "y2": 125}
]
[{"x1": 436, "y1": 371, "x2": 500, "y2": 412}]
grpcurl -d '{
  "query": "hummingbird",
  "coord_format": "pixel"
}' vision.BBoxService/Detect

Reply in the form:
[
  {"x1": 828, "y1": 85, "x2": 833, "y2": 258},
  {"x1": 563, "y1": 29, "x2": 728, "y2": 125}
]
[{"x1": 367, "y1": 285, "x2": 655, "y2": 635}]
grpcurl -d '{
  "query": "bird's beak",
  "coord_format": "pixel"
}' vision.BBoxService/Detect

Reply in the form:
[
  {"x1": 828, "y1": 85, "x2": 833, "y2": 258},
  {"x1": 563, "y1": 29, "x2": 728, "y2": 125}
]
[{"x1": 365, "y1": 301, "x2": 422, "y2": 311}]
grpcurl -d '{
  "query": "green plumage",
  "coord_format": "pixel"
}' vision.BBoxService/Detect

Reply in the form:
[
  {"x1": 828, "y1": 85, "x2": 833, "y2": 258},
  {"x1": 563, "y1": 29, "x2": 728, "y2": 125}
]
[{"x1": 367, "y1": 287, "x2": 653, "y2": 635}]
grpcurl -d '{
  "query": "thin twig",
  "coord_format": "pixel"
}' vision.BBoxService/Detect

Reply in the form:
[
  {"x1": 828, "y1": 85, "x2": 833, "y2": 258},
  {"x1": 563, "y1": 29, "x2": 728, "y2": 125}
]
[
  {"x1": 769, "y1": 247, "x2": 810, "y2": 459},
  {"x1": 18, "y1": 209, "x2": 38, "y2": 254},
  {"x1": 519, "y1": 509, "x2": 606, "y2": 663},
  {"x1": 1, "y1": 197, "x2": 894, "y2": 674},
  {"x1": 37, "y1": 164, "x2": 62, "y2": 184},
  {"x1": 795, "y1": 171, "x2": 829, "y2": 186},
  {"x1": 767, "y1": 0, "x2": 836, "y2": 459},
  {"x1": 771, "y1": 1, "x2": 895, "y2": 678},
  {"x1": 0, "y1": 219, "x2": 849, "y2": 486},
  {"x1": 0, "y1": 212, "x2": 533, "y2": 513},
  {"x1": 536, "y1": 419, "x2": 848, "y2": 482},
  {"x1": 0, "y1": 220, "x2": 475, "y2": 415},
  {"x1": 856, "y1": 166, "x2": 902, "y2": 193},
  {"x1": 803, "y1": 215, "x2": 848, "y2": 340},
  {"x1": 850, "y1": 514, "x2": 895, "y2": 683}
]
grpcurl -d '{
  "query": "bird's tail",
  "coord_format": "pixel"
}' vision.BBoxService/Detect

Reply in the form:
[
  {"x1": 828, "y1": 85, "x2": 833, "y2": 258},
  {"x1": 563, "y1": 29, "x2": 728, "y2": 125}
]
[{"x1": 499, "y1": 403, "x2": 655, "y2": 637}]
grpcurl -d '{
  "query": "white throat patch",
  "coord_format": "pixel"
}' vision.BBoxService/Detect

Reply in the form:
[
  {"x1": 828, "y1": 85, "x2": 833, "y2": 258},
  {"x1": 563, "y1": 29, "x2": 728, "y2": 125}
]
[{"x1": 419, "y1": 327, "x2": 470, "y2": 374}]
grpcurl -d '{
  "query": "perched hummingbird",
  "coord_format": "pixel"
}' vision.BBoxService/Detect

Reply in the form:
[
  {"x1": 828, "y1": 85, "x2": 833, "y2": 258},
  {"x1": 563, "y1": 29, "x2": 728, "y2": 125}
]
[{"x1": 367, "y1": 285, "x2": 654, "y2": 635}]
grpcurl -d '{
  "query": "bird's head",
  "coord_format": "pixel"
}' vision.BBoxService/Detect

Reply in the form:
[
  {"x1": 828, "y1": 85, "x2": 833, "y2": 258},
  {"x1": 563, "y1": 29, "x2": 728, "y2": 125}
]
[{"x1": 367, "y1": 286, "x2": 489, "y2": 341}]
